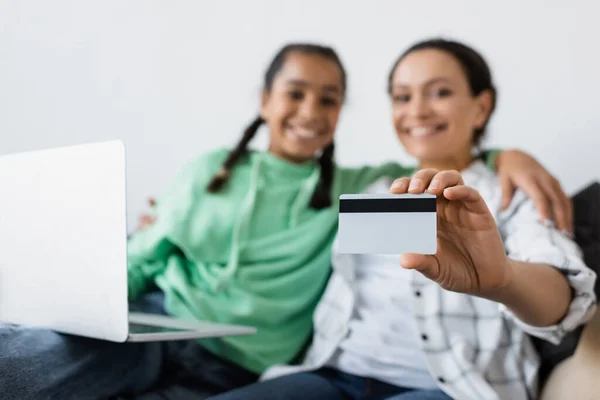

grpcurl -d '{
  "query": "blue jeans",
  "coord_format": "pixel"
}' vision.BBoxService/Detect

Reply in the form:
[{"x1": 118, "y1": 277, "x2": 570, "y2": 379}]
[
  {"x1": 0, "y1": 293, "x2": 257, "y2": 400},
  {"x1": 208, "y1": 367, "x2": 453, "y2": 400}
]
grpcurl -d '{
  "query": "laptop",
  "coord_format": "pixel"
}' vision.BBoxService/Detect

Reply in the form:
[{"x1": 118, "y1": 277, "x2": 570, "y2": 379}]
[{"x1": 0, "y1": 140, "x2": 256, "y2": 342}]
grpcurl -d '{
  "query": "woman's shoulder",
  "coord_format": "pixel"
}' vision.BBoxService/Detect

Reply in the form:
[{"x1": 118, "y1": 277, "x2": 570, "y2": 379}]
[
  {"x1": 335, "y1": 161, "x2": 414, "y2": 176},
  {"x1": 165, "y1": 148, "x2": 232, "y2": 193},
  {"x1": 179, "y1": 147, "x2": 253, "y2": 178},
  {"x1": 186, "y1": 148, "x2": 230, "y2": 168},
  {"x1": 334, "y1": 161, "x2": 415, "y2": 192}
]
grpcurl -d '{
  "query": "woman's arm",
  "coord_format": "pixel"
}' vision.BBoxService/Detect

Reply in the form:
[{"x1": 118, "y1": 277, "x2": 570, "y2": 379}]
[
  {"x1": 335, "y1": 162, "x2": 415, "y2": 196},
  {"x1": 491, "y1": 189, "x2": 597, "y2": 336},
  {"x1": 484, "y1": 259, "x2": 573, "y2": 327},
  {"x1": 389, "y1": 169, "x2": 596, "y2": 343}
]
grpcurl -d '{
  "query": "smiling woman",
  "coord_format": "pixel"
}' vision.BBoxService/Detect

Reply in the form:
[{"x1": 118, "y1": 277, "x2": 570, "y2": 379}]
[{"x1": 388, "y1": 39, "x2": 496, "y2": 172}]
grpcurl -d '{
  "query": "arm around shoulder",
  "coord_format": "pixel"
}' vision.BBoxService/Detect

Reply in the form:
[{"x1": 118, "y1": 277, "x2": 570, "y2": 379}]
[{"x1": 334, "y1": 161, "x2": 415, "y2": 197}]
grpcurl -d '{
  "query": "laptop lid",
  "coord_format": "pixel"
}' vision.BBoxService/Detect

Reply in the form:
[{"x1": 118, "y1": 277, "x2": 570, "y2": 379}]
[{"x1": 0, "y1": 140, "x2": 129, "y2": 341}]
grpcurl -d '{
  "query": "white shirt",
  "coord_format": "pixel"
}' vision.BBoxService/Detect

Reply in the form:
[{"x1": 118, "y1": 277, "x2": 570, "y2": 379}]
[
  {"x1": 327, "y1": 252, "x2": 438, "y2": 389},
  {"x1": 262, "y1": 161, "x2": 597, "y2": 400}
]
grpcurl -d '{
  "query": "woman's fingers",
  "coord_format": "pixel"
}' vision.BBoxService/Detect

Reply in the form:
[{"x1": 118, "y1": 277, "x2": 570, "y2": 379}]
[
  {"x1": 425, "y1": 170, "x2": 464, "y2": 195},
  {"x1": 443, "y1": 185, "x2": 490, "y2": 214},
  {"x1": 390, "y1": 169, "x2": 464, "y2": 195},
  {"x1": 390, "y1": 177, "x2": 412, "y2": 194}
]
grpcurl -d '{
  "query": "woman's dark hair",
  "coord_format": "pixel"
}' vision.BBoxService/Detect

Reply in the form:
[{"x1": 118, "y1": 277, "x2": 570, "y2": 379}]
[
  {"x1": 387, "y1": 38, "x2": 497, "y2": 147},
  {"x1": 207, "y1": 43, "x2": 346, "y2": 209}
]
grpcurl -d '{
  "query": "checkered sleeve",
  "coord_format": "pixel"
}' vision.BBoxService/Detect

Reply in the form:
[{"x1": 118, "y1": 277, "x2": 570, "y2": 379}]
[{"x1": 497, "y1": 190, "x2": 597, "y2": 344}]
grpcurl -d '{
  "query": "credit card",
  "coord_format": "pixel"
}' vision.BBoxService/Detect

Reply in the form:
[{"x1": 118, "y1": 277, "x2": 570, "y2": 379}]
[{"x1": 337, "y1": 193, "x2": 437, "y2": 254}]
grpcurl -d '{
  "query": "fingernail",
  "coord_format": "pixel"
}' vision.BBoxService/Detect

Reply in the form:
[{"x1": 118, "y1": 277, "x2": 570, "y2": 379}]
[
  {"x1": 391, "y1": 180, "x2": 405, "y2": 191},
  {"x1": 408, "y1": 179, "x2": 422, "y2": 192},
  {"x1": 428, "y1": 180, "x2": 440, "y2": 191}
]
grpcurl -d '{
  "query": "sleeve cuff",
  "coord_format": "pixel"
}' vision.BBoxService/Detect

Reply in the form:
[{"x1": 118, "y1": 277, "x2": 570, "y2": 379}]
[{"x1": 500, "y1": 255, "x2": 597, "y2": 344}]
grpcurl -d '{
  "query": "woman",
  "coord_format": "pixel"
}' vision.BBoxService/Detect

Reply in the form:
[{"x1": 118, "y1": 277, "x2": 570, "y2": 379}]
[
  {"x1": 207, "y1": 39, "x2": 596, "y2": 400},
  {"x1": 0, "y1": 43, "x2": 573, "y2": 400}
]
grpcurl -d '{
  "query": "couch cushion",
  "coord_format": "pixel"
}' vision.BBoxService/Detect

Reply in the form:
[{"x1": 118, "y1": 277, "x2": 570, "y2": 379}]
[{"x1": 573, "y1": 182, "x2": 600, "y2": 298}]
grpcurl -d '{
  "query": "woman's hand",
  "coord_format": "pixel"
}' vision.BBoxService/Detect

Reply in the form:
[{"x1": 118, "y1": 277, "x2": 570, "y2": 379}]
[
  {"x1": 391, "y1": 169, "x2": 577, "y2": 326},
  {"x1": 495, "y1": 149, "x2": 572, "y2": 233},
  {"x1": 389, "y1": 169, "x2": 513, "y2": 295}
]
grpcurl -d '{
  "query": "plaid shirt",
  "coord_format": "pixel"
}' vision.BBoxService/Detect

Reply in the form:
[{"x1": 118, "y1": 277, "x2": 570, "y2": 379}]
[{"x1": 262, "y1": 161, "x2": 597, "y2": 400}]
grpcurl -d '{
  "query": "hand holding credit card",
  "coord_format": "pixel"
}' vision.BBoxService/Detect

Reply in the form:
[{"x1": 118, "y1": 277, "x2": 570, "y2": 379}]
[{"x1": 338, "y1": 169, "x2": 511, "y2": 295}]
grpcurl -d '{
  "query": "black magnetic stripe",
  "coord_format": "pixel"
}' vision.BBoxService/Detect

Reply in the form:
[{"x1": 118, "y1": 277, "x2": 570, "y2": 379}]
[{"x1": 339, "y1": 197, "x2": 436, "y2": 213}]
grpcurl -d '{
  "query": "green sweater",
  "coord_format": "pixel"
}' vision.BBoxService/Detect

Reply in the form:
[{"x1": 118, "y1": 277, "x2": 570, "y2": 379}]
[{"x1": 127, "y1": 149, "x2": 500, "y2": 374}]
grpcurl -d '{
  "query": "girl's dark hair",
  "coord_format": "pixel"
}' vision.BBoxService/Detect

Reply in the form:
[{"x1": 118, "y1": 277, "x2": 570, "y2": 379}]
[
  {"x1": 207, "y1": 43, "x2": 346, "y2": 209},
  {"x1": 387, "y1": 38, "x2": 497, "y2": 147}
]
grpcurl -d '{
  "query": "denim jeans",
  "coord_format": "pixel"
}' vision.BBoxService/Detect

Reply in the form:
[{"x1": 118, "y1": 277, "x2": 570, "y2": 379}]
[
  {"x1": 208, "y1": 367, "x2": 453, "y2": 400},
  {"x1": 0, "y1": 292, "x2": 257, "y2": 400}
]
